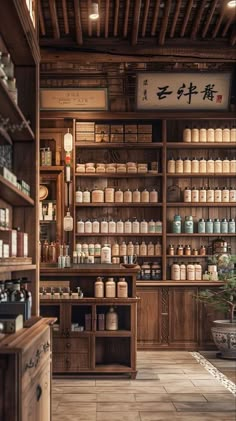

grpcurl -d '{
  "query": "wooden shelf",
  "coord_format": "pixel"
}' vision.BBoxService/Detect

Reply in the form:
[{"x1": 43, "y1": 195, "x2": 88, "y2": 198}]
[
  {"x1": 0, "y1": 79, "x2": 35, "y2": 141},
  {"x1": 167, "y1": 233, "x2": 235, "y2": 237},
  {"x1": 166, "y1": 255, "x2": 210, "y2": 258},
  {"x1": 40, "y1": 166, "x2": 64, "y2": 172},
  {"x1": 0, "y1": 264, "x2": 36, "y2": 273},
  {"x1": 75, "y1": 173, "x2": 162, "y2": 178},
  {"x1": 167, "y1": 173, "x2": 235, "y2": 177},
  {"x1": 75, "y1": 203, "x2": 162, "y2": 207},
  {"x1": 137, "y1": 281, "x2": 224, "y2": 286},
  {"x1": 167, "y1": 142, "x2": 236, "y2": 148},
  {"x1": 75, "y1": 142, "x2": 163, "y2": 149},
  {"x1": 41, "y1": 298, "x2": 138, "y2": 303},
  {"x1": 167, "y1": 202, "x2": 236, "y2": 207},
  {"x1": 75, "y1": 233, "x2": 162, "y2": 237},
  {"x1": 0, "y1": 175, "x2": 34, "y2": 206},
  {"x1": 94, "y1": 364, "x2": 132, "y2": 372},
  {"x1": 95, "y1": 331, "x2": 131, "y2": 337}
]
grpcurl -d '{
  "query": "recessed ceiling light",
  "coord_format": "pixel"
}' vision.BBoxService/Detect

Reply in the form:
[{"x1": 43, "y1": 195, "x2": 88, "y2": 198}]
[
  {"x1": 227, "y1": 0, "x2": 236, "y2": 7},
  {"x1": 89, "y1": 2, "x2": 99, "y2": 20}
]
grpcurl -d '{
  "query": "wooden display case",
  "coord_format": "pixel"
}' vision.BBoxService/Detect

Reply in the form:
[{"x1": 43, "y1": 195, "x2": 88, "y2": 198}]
[{"x1": 40, "y1": 265, "x2": 138, "y2": 377}]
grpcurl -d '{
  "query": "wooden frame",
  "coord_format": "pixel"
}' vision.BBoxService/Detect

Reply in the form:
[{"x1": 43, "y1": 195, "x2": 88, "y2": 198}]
[
  {"x1": 136, "y1": 72, "x2": 231, "y2": 111},
  {"x1": 40, "y1": 88, "x2": 109, "y2": 111}
]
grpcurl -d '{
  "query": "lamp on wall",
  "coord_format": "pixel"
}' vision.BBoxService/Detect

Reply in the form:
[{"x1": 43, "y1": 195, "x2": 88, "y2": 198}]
[{"x1": 89, "y1": 1, "x2": 99, "y2": 20}]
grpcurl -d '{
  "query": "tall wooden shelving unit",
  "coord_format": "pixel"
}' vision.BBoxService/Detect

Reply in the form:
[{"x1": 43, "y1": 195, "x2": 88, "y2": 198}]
[{"x1": 0, "y1": 1, "x2": 40, "y2": 315}]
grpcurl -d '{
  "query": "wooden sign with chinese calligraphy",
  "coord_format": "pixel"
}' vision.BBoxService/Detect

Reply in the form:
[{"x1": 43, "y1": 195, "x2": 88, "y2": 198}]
[
  {"x1": 40, "y1": 88, "x2": 108, "y2": 110},
  {"x1": 136, "y1": 73, "x2": 231, "y2": 110}
]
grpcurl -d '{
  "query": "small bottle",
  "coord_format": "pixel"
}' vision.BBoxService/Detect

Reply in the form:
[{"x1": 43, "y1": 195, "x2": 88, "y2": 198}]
[
  {"x1": 187, "y1": 263, "x2": 195, "y2": 281},
  {"x1": 176, "y1": 157, "x2": 183, "y2": 173},
  {"x1": 155, "y1": 242, "x2": 162, "y2": 256},
  {"x1": 183, "y1": 127, "x2": 191, "y2": 143},
  {"x1": 214, "y1": 157, "x2": 223, "y2": 173},
  {"x1": 94, "y1": 277, "x2": 104, "y2": 297},
  {"x1": 132, "y1": 188, "x2": 141, "y2": 203},
  {"x1": 168, "y1": 244, "x2": 175, "y2": 256},
  {"x1": 105, "y1": 278, "x2": 116, "y2": 298},
  {"x1": 101, "y1": 244, "x2": 111, "y2": 264},
  {"x1": 63, "y1": 211, "x2": 73, "y2": 231},
  {"x1": 207, "y1": 158, "x2": 214, "y2": 173},
  {"x1": 105, "y1": 187, "x2": 115, "y2": 203},
  {"x1": 172, "y1": 215, "x2": 182, "y2": 234},
  {"x1": 191, "y1": 157, "x2": 199, "y2": 173},
  {"x1": 116, "y1": 219, "x2": 124, "y2": 233},
  {"x1": 167, "y1": 158, "x2": 175, "y2": 173},
  {"x1": 230, "y1": 159, "x2": 236, "y2": 173},
  {"x1": 199, "y1": 186, "x2": 207, "y2": 202},
  {"x1": 199, "y1": 245, "x2": 206, "y2": 256},
  {"x1": 199, "y1": 128, "x2": 207, "y2": 142},
  {"x1": 199, "y1": 158, "x2": 207, "y2": 173},
  {"x1": 214, "y1": 187, "x2": 222, "y2": 203},
  {"x1": 85, "y1": 219, "x2": 92, "y2": 233},
  {"x1": 191, "y1": 127, "x2": 199, "y2": 143},
  {"x1": 115, "y1": 189, "x2": 124, "y2": 203},
  {"x1": 150, "y1": 189, "x2": 158, "y2": 203},
  {"x1": 206, "y1": 187, "x2": 214, "y2": 202},
  {"x1": 83, "y1": 188, "x2": 91, "y2": 203},
  {"x1": 198, "y1": 218, "x2": 205, "y2": 234},
  {"x1": 124, "y1": 219, "x2": 132, "y2": 233},
  {"x1": 184, "y1": 187, "x2": 191, "y2": 202},
  {"x1": 106, "y1": 307, "x2": 118, "y2": 330},
  {"x1": 140, "y1": 220, "x2": 148, "y2": 233},
  {"x1": 171, "y1": 263, "x2": 180, "y2": 281},
  {"x1": 191, "y1": 187, "x2": 199, "y2": 203},
  {"x1": 88, "y1": 243, "x2": 95, "y2": 256},
  {"x1": 228, "y1": 218, "x2": 235, "y2": 233},
  {"x1": 177, "y1": 244, "x2": 184, "y2": 255},
  {"x1": 77, "y1": 219, "x2": 85, "y2": 233},
  {"x1": 223, "y1": 126, "x2": 230, "y2": 142},
  {"x1": 120, "y1": 242, "x2": 127, "y2": 256},
  {"x1": 147, "y1": 241, "x2": 155, "y2": 256},
  {"x1": 215, "y1": 127, "x2": 223, "y2": 142},
  {"x1": 180, "y1": 263, "x2": 186, "y2": 281},
  {"x1": 229, "y1": 187, "x2": 236, "y2": 202},
  {"x1": 94, "y1": 243, "x2": 101, "y2": 257},
  {"x1": 155, "y1": 220, "x2": 162, "y2": 233},
  {"x1": 230, "y1": 126, "x2": 236, "y2": 142},
  {"x1": 183, "y1": 157, "x2": 191, "y2": 173},
  {"x1": 184, "y1": 216, "x2": 194, "y2": 234},
  {"x1": 140, "y1": 241, "x2": 147, "y2": 256},
  {"x1": 206, "y1": 218, "x2": 213, "y2": 234},
  {"x1": 124, "y1": 189, "x2": 132, "y2": 203},
  {"x1": 184, "y1": 245, "x2": 191, "y2": 256},
  {"x1": 127, "y1": 241, "x2": 134, "y2": 256},
  {"x1": 141, "y1": 189, "x2": 150, "y2": 203},
  {"x1": 148, "y1": 219, "x2": 156, "y2": 233},
  {"x1": 207, "y1": 127, "x2": 215, "y2": 142},
  {"x1": 92, "y1": 219, "x2": 100, "y2": 233},
  {"x1": 213, "y1": 218, "x2": 221, "y2": 234},
  {"x1": 222, "y1": 186, "x2": 229, "y2": 202},
  {"x1": 222, "y1": 158, "x2": 230, "y2": 173},
  {"x1": 195, "y1": 262, "x2": 202, "y2": 281},
  {"x1": 117, "y1": 278, "x2": 128, "y2": 298},
  {"x1": 108, "y1": 219, "x2": 116, "y2": 233},
  {"x1": 221, "y1": 218, "x2": 228, "y2": 234},
  {"x1": 101, "y1": 219, "x2": 109, "y2": 233},
  {"x1": 132, "y1": 218, "x2": 140, "y2": 234},
  {"x1": 75, "y1": 188, "x2": 83, "y2": 203},
  {"x1": 134, "y1": 242, "x2": 140, "y2": 256}
]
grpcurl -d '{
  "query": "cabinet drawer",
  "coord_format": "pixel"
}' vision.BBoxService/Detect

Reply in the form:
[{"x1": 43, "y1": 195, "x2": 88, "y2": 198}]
[
  {"x1": 110, "y1": 133, "x2": 123, "y2": 142},
  {"x1": 125, "y1": 124, "x2": 137, "y2": 133},
  {"x1": 95, "y1": 134, "x2": 109, "y2": 143},
  {"x1": 53, "y1": 353, "x2": 90, "y2": 372},
  {"x1": 22, "y1": 327, "x2": 51, "y2": 391},
  {"x1": 53, "y1": 337, "x2": 89, "y2": 353},
  {"x1": 76, "y1": 132, "x2": 95, "y2": 142}
]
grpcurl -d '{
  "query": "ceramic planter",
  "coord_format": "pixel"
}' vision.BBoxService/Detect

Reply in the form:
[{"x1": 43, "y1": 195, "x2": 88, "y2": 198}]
[{"x1": 211, "y1": 320, "x2": 236, "y2": 359}]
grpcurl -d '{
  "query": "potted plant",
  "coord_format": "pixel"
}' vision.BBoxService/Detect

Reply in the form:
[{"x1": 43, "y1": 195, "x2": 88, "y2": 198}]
[{"x1": 197, "y1": 253, "x2": 236, "y2": 359}]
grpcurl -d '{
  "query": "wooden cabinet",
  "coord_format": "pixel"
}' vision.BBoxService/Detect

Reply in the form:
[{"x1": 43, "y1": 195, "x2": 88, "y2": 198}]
[
  {"x1": 40, "y1": 266, "x2": 138, "y2": 377},
  {"x1": 137, "y1": 287, "x2": 162, "y2": 348},
  {"x1": 0, "y1": 318, "x2": 53, "y2": 421},
  {"x1": 0, "y1": 1, "x2": 39, "y2": 315}
]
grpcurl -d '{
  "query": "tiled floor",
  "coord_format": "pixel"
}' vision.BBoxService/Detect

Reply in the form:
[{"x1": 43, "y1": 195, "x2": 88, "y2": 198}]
[
  {"x1": 52, "y1": 351, "x2": 236, "y2": 421},
  {"x1": 200, "y1": 350, "x2": 236, "y2": 384}
]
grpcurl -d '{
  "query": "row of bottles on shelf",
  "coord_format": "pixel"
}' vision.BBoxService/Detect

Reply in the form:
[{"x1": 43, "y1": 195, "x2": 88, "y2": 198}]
[
  {"x1": 0, "y1": 51, "x2": 18, "y2": 104},
  {"x1": 0, "y1": 166, "x2": 31, "y2": 195},
  {"x1": 0, "y1": 277, "x2": 31, "y2": 318},
  {"x1": 170, "y1": 262, "x2": 203, "y2": 281},
  {"x1": 40, "y1": 241, "x2": 71, "y2": 265},
  {"x1": 40, "y1": 147, "x2": 52, "y2": 166},
  {"x1": 76, "y1": 161, "x2": 158, "y2": 174},
  {"x1": 183, "y1": 186, "x2": 236, "y2": 203},
  {"x1": 0, "y1": 227, "x2": 29, "y2": 259},
  {"x1": 76, "y1": 219, "x2": 162, "y2": 234},
  {"x1": 74, "y1": 241, "x2": 162, "y2": 263},
  {"x1": 71, "y1": 307, "x2": 119, "y2": 332},
  {"x1": 167, "y1": 157, "x2": 236, "y2": 174},
  {"x1": 183, "y1": 127, "x2": 236, "y2": 143},
  {"x1": 137, "y1": 262, "x2": 162, "y2": 280},
  {"x1": 0, "y1": 207, "x2": 9, "y2": 229},
  {"x1": 171, "y1": 215, "x2": 235, "y2": 234},
  {"x1": 168, "y1": 244, "x2": 207, "y2": 256},
  {"x1": 75, "y1": 187, "x2": 159, "y2": 203},
  {"x1": 40, "y1": 286, "x2": 84, "y2": 299},
  {"x1": 95, "y1": 277, "x2": 128, "y2": 298}
]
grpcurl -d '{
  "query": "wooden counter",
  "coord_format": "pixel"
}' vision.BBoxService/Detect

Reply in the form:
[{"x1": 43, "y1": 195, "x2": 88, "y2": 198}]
[{"x1": 0, "y1": 318, "x2": 55, "y2": 421}]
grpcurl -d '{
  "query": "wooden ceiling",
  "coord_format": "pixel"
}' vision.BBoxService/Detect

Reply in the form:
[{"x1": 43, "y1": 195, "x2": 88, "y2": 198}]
[{"x1": 39, "y1": 0, "x2": 236, "y2": 64}]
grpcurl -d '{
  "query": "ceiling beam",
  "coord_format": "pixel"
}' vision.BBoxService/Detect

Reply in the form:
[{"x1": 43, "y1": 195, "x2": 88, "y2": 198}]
[
  {"x1": 97, "y1": 0, "x2": 101, "y2": 37},
  {"x1": 191, "y1": 0, "x2": 207, "y2": 40},
  {"x1": 123, "y1": 0, "x2": 130, "y2": 38},
  {"x1": 170, "y1": 0, "x2": 181, "y2": 38},
  {"x1": 49, "y1": 0, "x2": 60, "y2": 39},
  {"x1": 212, "y1": 9, "x2": 225, "y2": 39},
  {"x1": 180, "y1": 0, "x2": 194, "y2": 37},
  {"x1": 158, "y1": 0, "x2": 171, "y2": 45},
  {"x1": 151, "y1": 0, "x2": 161, "y2": 36},
  {"x1": 39, "y1": 0, "x2": 46, "y2": 36},
  {"x1": 74, "y1": 0, "x2": 83, "y2": 44},
  {"x1": 222, "y1": 15, "x2": 234, "y2": 37},
  {"x1": 105, "y1": 0, "x2": 109, "y2": 38},
  {"x1": 141, "y1": 0, "x2": 150, "y2": 37},
  {"x1": 62, "y1": 0, "x2": 69, "y2": 34},
  {"x1": 132, "y1": 0, "x2": 142, "y2": 45},
  {"x1": 201, "y1": 0, "x2": 218, "y2": 38},
  {"x1": 114, "y1": 0, "x2": 120, "y2": 37}
]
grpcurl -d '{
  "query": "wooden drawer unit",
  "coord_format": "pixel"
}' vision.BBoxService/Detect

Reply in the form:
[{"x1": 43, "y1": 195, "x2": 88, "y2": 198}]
[
  {"x1": 53, "y1": 352, "x2": 90, "y2": 372},
  {"x1": 53, "y1": 336, "x2": 90, "y2": 353}
]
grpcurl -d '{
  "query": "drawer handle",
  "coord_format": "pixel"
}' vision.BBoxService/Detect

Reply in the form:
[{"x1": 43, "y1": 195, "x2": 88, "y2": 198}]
[
  {"x1": 36, "y1": 384, "x2": 42, "y2": 402},
  {"x1": 65, "y1": 328, "x2": 70, "y2": 338},
  {"x1": 25, "y1": 358, "x2": 35, "y2": 370},
  {"x1": 66, "y1": 342, "x2": 71, "y2": 348}
]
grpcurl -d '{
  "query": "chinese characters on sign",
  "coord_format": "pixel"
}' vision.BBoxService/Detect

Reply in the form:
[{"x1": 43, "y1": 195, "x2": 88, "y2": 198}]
[
  {"x1": 137, "y1": 73, "x2": 231, "y2": 110},
  {"x1": 40, "y1": 88, "x2": 108, "y2": 110}
]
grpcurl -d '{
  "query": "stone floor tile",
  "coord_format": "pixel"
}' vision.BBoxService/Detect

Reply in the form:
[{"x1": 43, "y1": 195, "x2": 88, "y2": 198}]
[
  {"x1": 94, "y1": 386, "x2": 167, "y2": 394},
  {"x1": 174, "y1": 401, "x2": 236, "y2": 412},
  {"x1": 140, "y1": 412, "x2": 236, "y2": 421},
  {"x1": 52, "y1": 415, "x2": 96, "y2": 421},
  {"x1": 53, "y1": 380, "x2": 96, "y2": 386},
  {"x1": 136, "y1": 372, "x2": 159, "y2": 380},
  {"x1": 203, "y1": 393, "x2": 236, "y2": 402},
  {"x1": 97, "y1": 412, "x2": 141, "y2": 421},
  {"x1": 97, "y1": 402, "x2": 175, "y2": 411},
  {"x1": 97, "y1": 393, "x2": 136, "y2": 402},
  {"x1": 53, "y1": 393, "x2": 97, "y2": 402},
  {"x1": 135, "y1": 393, "x2": 206, "y2": 402},
  {"x1": 95, "y1": 379, "x2": 131, "y2": 386},
  {"x1": 191, "y1": 379, "x2": 223, "y2": 387}
]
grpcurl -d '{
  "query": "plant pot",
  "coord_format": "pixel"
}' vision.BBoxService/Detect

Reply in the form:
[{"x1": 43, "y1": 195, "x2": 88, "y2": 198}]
[{"x1": 211, "y1": 320, "x2": 236, "y2": 360}]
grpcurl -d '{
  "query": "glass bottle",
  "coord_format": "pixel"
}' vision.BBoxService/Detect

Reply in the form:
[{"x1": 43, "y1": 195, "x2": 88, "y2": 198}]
[
  {"x1": 117, "y1": 278, "x2": 128, "y2": 298},
  {"x1": 106, "y1": 307, "x2": 118, "y2": 330},
  {"x1": 192, "y1": 127, "x2": 199, "y2": 142}
]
